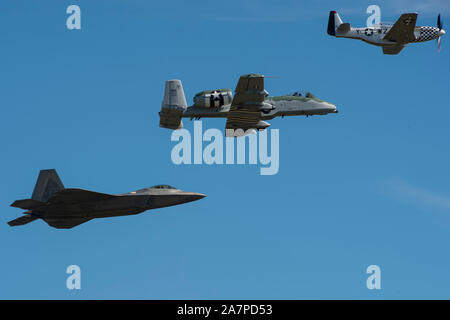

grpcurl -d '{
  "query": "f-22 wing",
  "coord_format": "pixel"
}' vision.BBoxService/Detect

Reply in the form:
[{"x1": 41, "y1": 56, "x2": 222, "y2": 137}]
[{"x1": 47, "y1": 188, "x2": 115, "y2": 205}]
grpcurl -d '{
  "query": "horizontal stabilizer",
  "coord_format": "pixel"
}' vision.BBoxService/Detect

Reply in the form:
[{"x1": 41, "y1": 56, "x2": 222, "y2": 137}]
[
  {"x1": 8, "y1": 215, "x2": 39, "y2": 227},
  {"x1": 10, "y1": 199, "x2": 45, "y2": 210},
  {"x1": 337, "y1": 23, "x2": 350, "y2": 34},
  {"x1": 159, "y1": 108, "x2": 184, "y2": 129}
]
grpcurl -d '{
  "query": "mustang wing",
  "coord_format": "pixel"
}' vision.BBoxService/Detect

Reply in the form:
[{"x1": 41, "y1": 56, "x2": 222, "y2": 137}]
[
  {"x1": 382, "y1": 44, "x2": 407, "y2": 55},
  {"x1": 48, "y1": 188, "x2": 115, "y2": 205},
  {"x1": 383, "y1": 13, "x2": 418, "y2": 43}
]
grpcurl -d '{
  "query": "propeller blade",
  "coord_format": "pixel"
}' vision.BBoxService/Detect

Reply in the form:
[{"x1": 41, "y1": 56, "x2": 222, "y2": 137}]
[
  {"x1": 438, "y1": 36, "x2": 441, "y2": 52},
  {"x1": 438, "y1": 14, "x2": 443, "y2": 30}
]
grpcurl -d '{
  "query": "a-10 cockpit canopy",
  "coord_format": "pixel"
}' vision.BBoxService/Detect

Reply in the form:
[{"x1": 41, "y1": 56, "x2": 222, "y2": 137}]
[{"x1": 290, "y1": 92, "x2": 317, "y2": 98}]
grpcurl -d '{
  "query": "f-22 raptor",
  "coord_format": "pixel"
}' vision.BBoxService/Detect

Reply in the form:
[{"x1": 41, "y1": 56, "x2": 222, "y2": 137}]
[
  {"x1": 9, "y1": 169, "x2": 206, "y2": 229},
  {"x1": 159, "y1": 73, "x2": 338, "y2": 136}
]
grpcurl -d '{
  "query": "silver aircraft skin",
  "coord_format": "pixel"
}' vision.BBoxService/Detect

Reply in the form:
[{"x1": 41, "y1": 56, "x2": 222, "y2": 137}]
[
  {"x1": 9, "y1": 169, "x2": 206, "y2": 229},
  {"x1": 327, "y1": 11, "x2": 446, "y2": 54},
  {"x1": 159, "y1": 73, "x2": 338, "y2": 136}
]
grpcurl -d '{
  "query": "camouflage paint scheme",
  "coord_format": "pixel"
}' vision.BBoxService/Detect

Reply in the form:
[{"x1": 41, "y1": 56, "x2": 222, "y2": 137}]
[{"x1": 159, "y1": 74, "x2": 338, "y2": 135}]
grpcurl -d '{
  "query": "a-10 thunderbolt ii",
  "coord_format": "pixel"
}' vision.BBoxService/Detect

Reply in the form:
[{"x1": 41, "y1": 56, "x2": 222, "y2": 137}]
[
  {"x1": 8, "y1": 169, "x2": 206, "y2": 229},
  {"x1": 327, "y1": 11, "x2": 446, "y2": 54},
  {"x1": 159, "y1": 73, "x2": 338, "y2": 136}
]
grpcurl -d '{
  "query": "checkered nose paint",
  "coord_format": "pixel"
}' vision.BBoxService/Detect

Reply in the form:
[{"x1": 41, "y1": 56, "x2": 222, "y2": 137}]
[{"x1": 415, "y1": 27, "x2": 440, "y2": 42}]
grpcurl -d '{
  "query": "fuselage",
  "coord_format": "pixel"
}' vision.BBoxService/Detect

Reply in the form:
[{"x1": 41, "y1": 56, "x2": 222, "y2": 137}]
[
  {"x1": 28, "y1": 187, "x2": 205, "y2": 220},
  {"x1": 181, "y1": 95, "x2": 338, "y2": 120},
  {"x1": 338, "y1": 24, "x2": 444, "y2": 46}
]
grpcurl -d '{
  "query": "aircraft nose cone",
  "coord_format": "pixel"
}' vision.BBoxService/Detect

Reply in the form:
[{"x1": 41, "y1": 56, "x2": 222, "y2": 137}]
[
  {"x1": 440, "y1": 29, "x2": 446, "y2": 36},
  {"x1": 329, "y1": 104, "x2": 338, "y2": 113},
  {"x1": 183, "y1": 192, "x2": 206, "y2": 202},
  {"x1": 192, "y1": 193, "x2": 206, "y2": 200}
]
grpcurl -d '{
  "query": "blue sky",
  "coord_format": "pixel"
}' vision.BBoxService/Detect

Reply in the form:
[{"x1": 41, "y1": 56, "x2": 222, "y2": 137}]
[{"x1": 1, "y1": 0, "x2": 450, "y2": 299}]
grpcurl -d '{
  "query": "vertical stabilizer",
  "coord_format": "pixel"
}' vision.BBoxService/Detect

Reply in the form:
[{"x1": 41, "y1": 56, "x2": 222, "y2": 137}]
[
  {"x1": 327, "y1": 11, "x2": 344, "y2": 36},
  {"x1": 162, "y1": 80, "x2": 187, "y2": 110},
  {"x1": 31, "y1": 169, "x2": 64, "y2": 202},
  {"x1": 159, "y1": 80, "x2": 187, "y2": 130}
]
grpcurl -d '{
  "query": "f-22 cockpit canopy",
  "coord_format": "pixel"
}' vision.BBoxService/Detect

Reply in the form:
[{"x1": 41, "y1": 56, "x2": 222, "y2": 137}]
[
  {"x1": 131, "y1": 185, "x2": 177, "y2": 194},
  {"x1": 150, "y1": 184, "x2": 176, "y2": 189}
]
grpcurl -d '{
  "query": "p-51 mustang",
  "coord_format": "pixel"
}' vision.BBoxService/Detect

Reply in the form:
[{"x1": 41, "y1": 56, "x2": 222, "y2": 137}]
[
  {"x1": 159, "y1": 74, "x2": 338, "y2": 136},
  {"x1": 327, "y1": 11, "x2": 445, "y2": 54}
]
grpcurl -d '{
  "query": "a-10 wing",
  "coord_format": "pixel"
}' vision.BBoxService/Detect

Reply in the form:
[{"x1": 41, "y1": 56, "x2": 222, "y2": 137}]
[
  {"x1": 225, "y1": 74, "x2": 268, "y2": 131},
  {"x1": 383, "y1": 13, "x2": 418, "y2": 43}
]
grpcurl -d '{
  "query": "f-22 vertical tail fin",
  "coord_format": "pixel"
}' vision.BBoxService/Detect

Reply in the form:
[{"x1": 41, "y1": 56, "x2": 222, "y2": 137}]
[
  {"x1": 31, "y1": 169, "x2": 65, "y2": 202},
  {"x1": 8, "y1": 169, "x2": 64, "y2": 228}
]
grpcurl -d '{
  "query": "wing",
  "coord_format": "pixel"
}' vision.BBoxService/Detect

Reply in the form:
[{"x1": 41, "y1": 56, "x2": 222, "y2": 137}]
[
  {"x1": 47, "y1": 188, "x2": 115, "y2": 205},
  {"x1": 383, "y1": 13, "x2": 418, "y2": 43},
  {"x1": 225, "y1": 109, "x2": 262, "y2": 131},
  {"x1": 44, "y1": 217, "x2": 92, "y2": 229},
  {"x1": 230, "y1": 74, "x2": 267, "y2": 111},
  {"x1": 226, "y1": 74, "x2": 267, "y2": 131},
  {"x1": 382, "y1": 44, "x2": 407, "y2": 55}
]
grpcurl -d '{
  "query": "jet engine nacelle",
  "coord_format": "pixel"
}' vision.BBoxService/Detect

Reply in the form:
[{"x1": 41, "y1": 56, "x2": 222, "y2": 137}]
[
  {"x1": 255, "y1": 120, "x2": 271, "y2": 130},
  {"x1": 193, "y1": 89, "x2": 232, "y2": 108}
]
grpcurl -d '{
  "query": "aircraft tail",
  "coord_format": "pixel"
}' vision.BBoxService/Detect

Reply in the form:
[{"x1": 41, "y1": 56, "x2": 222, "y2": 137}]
[
  {"x1": 159, "y1": 80, "x2": 187, "y2": 130},
  {"x1": 327, "y1": 11, "x2": 348, "y2": 36},
  {"x1": 31, "y1": 169, "x2": 65, "y2": 202},
  {"x1": 8, "y1": 214, "x2": 39, "y2": 227},
  {"x1": 11, "y1": 199, "x2": 45, "y2": 210}
]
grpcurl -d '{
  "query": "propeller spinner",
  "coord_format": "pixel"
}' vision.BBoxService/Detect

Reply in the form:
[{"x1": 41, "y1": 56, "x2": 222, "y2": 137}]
[{"x1": 438, "y1": 14, "x2": 445, "y2": 52}]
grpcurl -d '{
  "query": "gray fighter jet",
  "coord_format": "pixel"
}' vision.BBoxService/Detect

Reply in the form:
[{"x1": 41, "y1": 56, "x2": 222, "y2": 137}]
[
  {"x1": 159, "y1": 73, "x2": 338, "y2": 136},
  {"x1": 8, "y1": 169, "x2": 206, "y2": 229}
]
